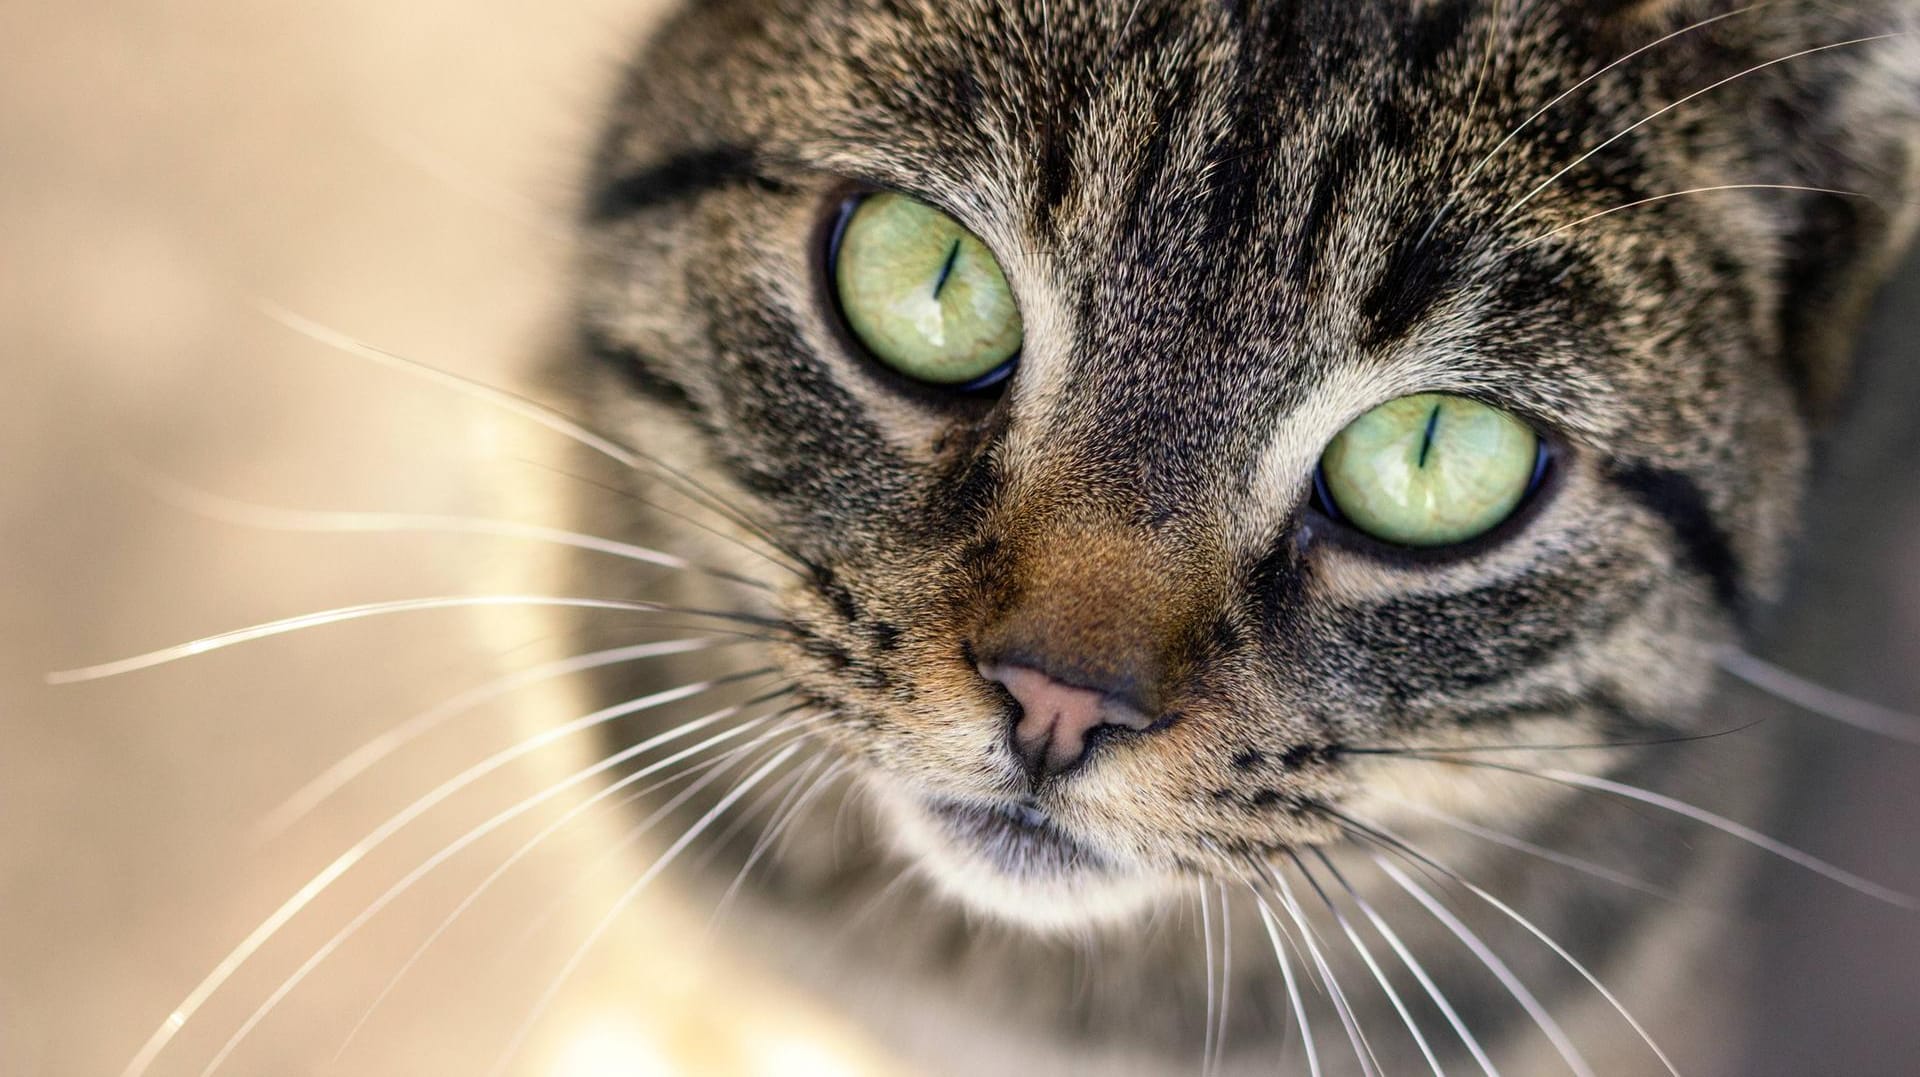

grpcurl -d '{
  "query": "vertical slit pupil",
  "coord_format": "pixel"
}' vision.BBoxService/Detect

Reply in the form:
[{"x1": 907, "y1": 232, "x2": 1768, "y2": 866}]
[
  {"x1": 932, "y1": 239, "x2": 963, "y2": 299},
  {"x1": 1416, "y1": 403, "x2": 1443, "y2": 469}
]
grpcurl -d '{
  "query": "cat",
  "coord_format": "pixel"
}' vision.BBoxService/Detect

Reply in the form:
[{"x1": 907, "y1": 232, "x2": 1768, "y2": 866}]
[
  {"x1": 68, "y1": 1, "x2": 1920, "y2": 1074},
  {"x1": 557, "y1": 1, "x2": 1920, "y2": 1074}
]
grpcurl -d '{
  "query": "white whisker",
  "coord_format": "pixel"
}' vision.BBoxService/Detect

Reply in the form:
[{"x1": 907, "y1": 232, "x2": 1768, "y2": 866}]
[
  {"x1": 117, "y1": 672, "x2": 774, "y2": 1077},
  {"x1": 1211, "y1": 880, "x2": 1233, "y2": 1077},
  {"x1": 1198, "y1": 883, "x2": 1218, "y2": 1077},
  {"x1": 121, "y1": 462, "x2": 777, "y2": 592},
  {"x1": 1532, "y1": 766, "x2": 1918, "y2": 910},
  {"x1": 1319, "y1": 853, "x2": 1500, "y2": 1076},
  {"x1": 49, "y1": 595, "x2": 762, "y2": 684},
  {"x1": 1298, "y1": 854, "x2": 1444, "y2": 1077},
  {"x1": 1250, "y1": 889, "x2": 1321, "y2": 1077},
  {"x1": 1372, "y1": 855, "x2": 1610, "y2": 1077},
  {"x1": 1375, "y1": 791, "x2": 1671, "y2": 899},
  {"x1": 1455, "y1": 0, "x2": 1511, "y2": 152},
  {"x1": 1268, "y1": 865, "x2": 1382, "y2": 1077},
  {"x1": 1499, "y1": 33, "x2": 1912, "y2": 222},
  {"x1": 837, "y1": 864, "x2": 920, "y2": 951},
  {"x1": 1720, "y1": 648, "x2": 1920, "y2": 745},
  {"x1": 331, "y1": 713, "x2": 823, "y2": 1062},
  {"x1": 688, "y1": 746, "x2": 826, "y2": 878},
  {"x1": 256, "y1": 303, "x2": 812, "y2": 578},
  {"x1": 1449, "y1": 3, "x2": 1771, "y2": 204},
  {"x1": 1520, "y1": 184, "x2": 1896, "y2": 246},
  {"x1": 485, "y1": 742, "x2": 804, "y2": 1077},
  {"x1": 1368, "y1": 853, "x2": 1622, "y2": 1077},
  {"x1": 260, "y1": 638, "x2": 748, "y2": 839},
  {"x1": 708, "y1": 757, "x2": 849, "y2": 933},
  {"x1": 206, "y1": 708, "x2": 794, "y2": 1076},
  {"x1": 503, "y1": 727, "x2": 818, "y2": 959}
]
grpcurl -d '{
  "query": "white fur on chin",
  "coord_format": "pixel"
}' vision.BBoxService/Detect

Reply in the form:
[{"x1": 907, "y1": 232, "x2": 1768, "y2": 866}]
[{"x1": 864, "y1": 776, "x2": 1177, "y2": 935}]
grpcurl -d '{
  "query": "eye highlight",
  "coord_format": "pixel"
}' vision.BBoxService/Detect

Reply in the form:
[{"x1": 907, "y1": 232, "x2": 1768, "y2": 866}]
[
  {"x1": 1317, "y1": 393, "x2": 1543, "y2": 549},
  {"x1": 831, "y1": 192, "x2": 1023, "y2": 387}
]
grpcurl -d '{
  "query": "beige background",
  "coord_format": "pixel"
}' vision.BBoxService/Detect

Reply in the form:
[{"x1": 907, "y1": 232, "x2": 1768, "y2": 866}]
[{"x1": 3, "y1": 3, "x2": 1918, "y2": 1076}]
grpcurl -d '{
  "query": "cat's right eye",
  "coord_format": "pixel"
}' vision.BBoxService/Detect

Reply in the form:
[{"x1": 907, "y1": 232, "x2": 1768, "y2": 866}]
[
  {"x1": 1316, "y1": 393, "x2": 1544, "y2": 549},
  {"x1": 830, "y1": 192, "x2": 1024, "y2": 388}
]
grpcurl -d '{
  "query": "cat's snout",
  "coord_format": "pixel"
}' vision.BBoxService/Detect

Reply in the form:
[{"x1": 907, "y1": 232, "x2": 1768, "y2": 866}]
[
  {"x1": 979, "y1": 660, "x2": 1159, "y2": 780},
  {"x1": 966, "y1": 519, "x2": 1213, "y2": 780}
]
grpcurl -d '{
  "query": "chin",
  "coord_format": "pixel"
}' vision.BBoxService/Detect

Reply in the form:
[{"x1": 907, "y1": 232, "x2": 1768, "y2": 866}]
[{"x1": 866, "y1": 777, "x2": 1175, "y2": 934}]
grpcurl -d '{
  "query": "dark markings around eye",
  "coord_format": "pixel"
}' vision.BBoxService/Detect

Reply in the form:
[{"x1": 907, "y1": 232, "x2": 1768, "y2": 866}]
[
  {"x1": 578, "y1": 322, "x2": 706, "y2": 420},
  {"x1": 1606, "y1": 461, "x2": 1748, "y2": 620},
  {"x1": 931, "y1": 239, "x2": 963, "y2": 299},
  {"x1": 1416, "y1": 402, "x2": 1442, "y2": 468}
]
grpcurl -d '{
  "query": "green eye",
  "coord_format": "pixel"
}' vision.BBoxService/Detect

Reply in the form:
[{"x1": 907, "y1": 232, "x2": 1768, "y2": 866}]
[
  {"x1": 1317, "y1": 393, "x2": 1542, "y2": 548},
  {"x1": 832, "y1": 192, "x2": 1023, "y2": 386}
]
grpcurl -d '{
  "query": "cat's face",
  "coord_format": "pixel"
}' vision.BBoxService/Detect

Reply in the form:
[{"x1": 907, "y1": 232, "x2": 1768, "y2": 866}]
[{"x1": 572, "y1": 0, "x2": 1918, "y2": 930}]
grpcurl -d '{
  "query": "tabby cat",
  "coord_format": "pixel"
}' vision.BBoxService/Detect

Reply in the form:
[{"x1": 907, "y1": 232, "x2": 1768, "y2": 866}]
[
  {"x1": 92, "y1": 0, "x2": 1920, "y2": 1074},
  {"x1": 557, "y1": 1, "x2": 1920, "y2": 1073}
]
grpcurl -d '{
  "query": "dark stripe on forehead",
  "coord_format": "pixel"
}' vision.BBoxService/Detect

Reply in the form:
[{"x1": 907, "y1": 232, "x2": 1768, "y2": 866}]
[
  {"x1": 1121, "y1": 55, "x2": 1203, "y2": 237},
  {"x1": 1033, "y1": 98, "x2": 1082, "y2": 235},
  {"x1": 1356, "y1": 89, "x2": 1465, "y2": 347},
  {"x1": 587, "y1": 146, "x2": 782, "y2": 223},
  {"x1": 1606, "y1": 462, "x2": 1748, "y2": 618},
  {"x1": 1359, "y1": 225, "x2": 1464, "y2": 347},
  {"x1": 1288, "y1": 130, "x2": 1363, "y2": 285},
  {"x1": 1401, "y1": 0, "x2": 1474, "y2": 77},
  {"x1": 1194, "y1": 1, "x2": 1316, "y2": 256},
  {"x1": 1021, "y1": 9, "x2": 1091, "y2": 234}
]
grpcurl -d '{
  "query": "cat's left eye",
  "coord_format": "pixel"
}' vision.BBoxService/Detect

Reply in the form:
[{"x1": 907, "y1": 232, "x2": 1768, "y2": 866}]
[
  {"x1": 830, "y1": 192, "x2": 1023, "y2": 388},
  {"x1": 1316, "y1": 393, "x2": 1545, "y2": 549}
]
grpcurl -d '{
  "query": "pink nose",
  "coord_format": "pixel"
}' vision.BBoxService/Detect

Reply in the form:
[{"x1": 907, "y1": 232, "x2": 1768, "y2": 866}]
[{"x1": 980, "y1": 663, "x2": 1157, "y2": 778}]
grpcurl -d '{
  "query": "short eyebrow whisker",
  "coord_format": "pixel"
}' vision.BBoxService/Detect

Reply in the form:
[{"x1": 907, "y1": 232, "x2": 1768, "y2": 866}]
[{"x1": 1516, "y1": 183, "x2": 1913, "y2": 248}]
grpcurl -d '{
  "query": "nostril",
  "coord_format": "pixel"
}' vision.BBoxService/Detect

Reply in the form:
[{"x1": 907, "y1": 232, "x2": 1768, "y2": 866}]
[{"x1": 978, "y1": 660, "x2": 1160, "y2": 779}]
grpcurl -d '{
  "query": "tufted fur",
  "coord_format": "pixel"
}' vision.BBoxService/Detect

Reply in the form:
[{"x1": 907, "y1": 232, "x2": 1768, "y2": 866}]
[{"x1": 558, "y1": 1, "x2": 1920, "y2": 1073}]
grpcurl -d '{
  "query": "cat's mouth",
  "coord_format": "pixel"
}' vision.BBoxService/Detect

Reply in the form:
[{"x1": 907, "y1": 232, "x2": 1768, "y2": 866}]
[
  {"x1": 922, "y1": 798, "x2": 1108, "y2": 878},
  {"x1": 866, "y1": 781, "x2": 1172, "y2": 932}
]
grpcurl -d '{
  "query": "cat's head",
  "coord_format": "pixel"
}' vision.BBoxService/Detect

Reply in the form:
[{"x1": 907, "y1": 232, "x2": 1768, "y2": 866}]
[{"x1": 570, "y1": 0, "x2": 1919, "y2": 931}]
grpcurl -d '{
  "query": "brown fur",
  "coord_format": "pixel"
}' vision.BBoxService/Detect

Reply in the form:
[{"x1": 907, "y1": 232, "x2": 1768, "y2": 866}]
[{"x1": 558, "y1": 1, "x2": 1920, "y2": 1072}]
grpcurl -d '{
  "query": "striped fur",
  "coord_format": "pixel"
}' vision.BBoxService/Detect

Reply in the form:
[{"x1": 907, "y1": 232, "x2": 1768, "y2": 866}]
[{"x1": 561, "y1": 2, "x2": 1920, "y2": 1072}]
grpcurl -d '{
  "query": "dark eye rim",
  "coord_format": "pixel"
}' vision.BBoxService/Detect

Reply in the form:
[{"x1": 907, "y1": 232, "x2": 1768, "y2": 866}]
[
  {"x1": 818, "y1": 189, "x2": 1021, "y2": 399},
  {"x1": 1306, "y1": 434, "x2": 1563, "y2": 566}
]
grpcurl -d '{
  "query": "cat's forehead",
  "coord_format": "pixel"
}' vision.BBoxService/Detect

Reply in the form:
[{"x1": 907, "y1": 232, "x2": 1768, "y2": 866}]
[
  {"x1": 624, "y1": 0, "x2": 1621, "y2": 339},
  {"x1": 712, "y1": 1, "x2": 1618, "y2": 479},
  {"x1": 755, "y1": 0, "x2": 1506, "y2": 234}
]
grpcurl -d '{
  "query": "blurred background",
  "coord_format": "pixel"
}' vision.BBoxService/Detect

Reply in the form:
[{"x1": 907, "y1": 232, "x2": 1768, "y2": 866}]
[{"x1": 1, "y1": 2, "x2": 1915, "y2": 1075}]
